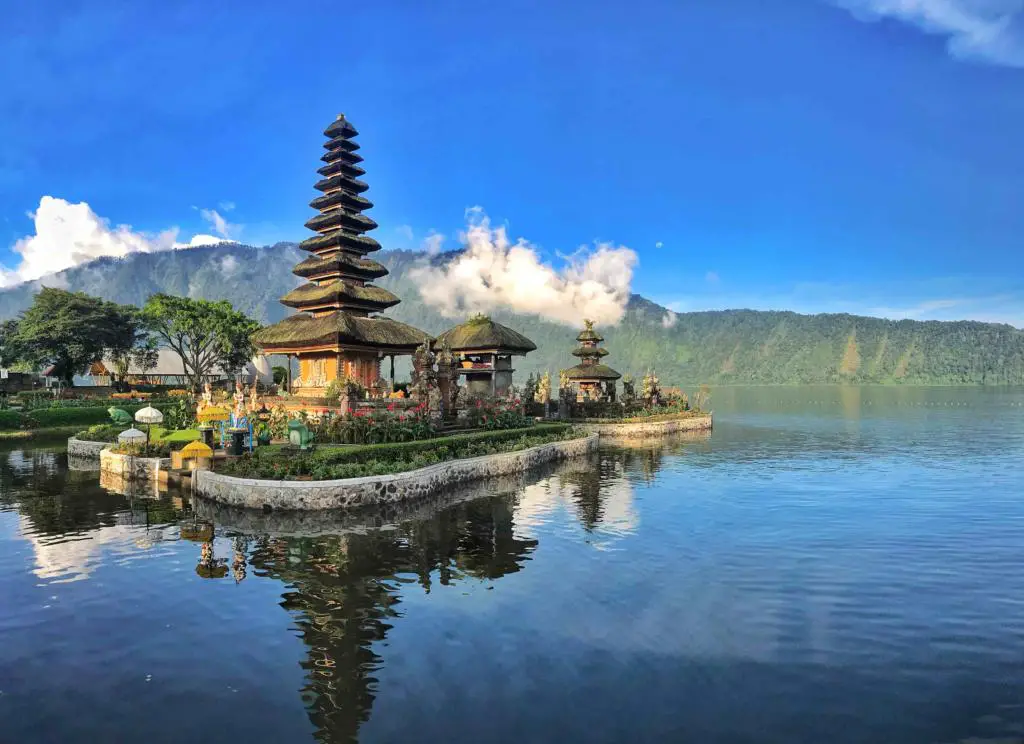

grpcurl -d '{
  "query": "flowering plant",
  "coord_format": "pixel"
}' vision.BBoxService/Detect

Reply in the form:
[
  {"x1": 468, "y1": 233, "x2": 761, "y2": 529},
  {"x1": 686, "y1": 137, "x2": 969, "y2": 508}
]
[
  {"x1": 313, "y1": 400, "x2": 433, "y2": 444},
  {"x1": 466, "y1": 396, "x2": 532, "y2": 430}
]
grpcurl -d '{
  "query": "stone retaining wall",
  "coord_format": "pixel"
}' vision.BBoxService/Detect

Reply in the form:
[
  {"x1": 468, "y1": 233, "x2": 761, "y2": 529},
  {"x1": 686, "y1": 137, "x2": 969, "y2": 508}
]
[
  {"x1": 67, "y1": 436, "x2": 110, "y2": 459},
  {"x1": 100, "y1": 449, "x2": 171, "y2": 482},
  {"x1": 193, "y1": 459, "x2": 574, "y2": 535},
  {"x1": 194, "y1": 433, "x2": 599, "y2": 512},
  {"x1": 579, "y1": 413, "x2": 713, "y2": 439}
]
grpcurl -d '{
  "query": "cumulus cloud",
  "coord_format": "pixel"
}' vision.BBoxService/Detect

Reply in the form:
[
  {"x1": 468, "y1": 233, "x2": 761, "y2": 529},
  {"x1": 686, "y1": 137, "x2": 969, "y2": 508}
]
[
  {"x1": 655, "y1": 241, "x2": 664, "y2": 249},
  {"x1": 409, "y1": 210, "x2": 637, "y2": 326},
  {"x1": 834, "y1": 0, "x2": 1024, "y2": 66},
  {"x1": 0, "y1": 196, "x2": 227, "y2": 288},
  {"x1": 662, "y1": 310, "x2": 678, "y2": 329}
]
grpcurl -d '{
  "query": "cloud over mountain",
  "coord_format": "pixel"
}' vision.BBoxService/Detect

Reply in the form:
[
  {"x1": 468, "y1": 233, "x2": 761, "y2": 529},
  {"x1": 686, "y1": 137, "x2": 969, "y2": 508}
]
[
  {"x1": 409, "y1": 209, "x2": 637, "y2": 327},
  {"x1": 1, "y1": 196, "x2": 237, "y2": 288}
]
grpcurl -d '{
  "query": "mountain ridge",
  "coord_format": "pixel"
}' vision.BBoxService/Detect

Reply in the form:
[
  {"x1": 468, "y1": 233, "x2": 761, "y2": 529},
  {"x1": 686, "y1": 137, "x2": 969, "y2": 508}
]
[{"x1": 1, "y1": 242, "x2": 1022, "y2": 385}]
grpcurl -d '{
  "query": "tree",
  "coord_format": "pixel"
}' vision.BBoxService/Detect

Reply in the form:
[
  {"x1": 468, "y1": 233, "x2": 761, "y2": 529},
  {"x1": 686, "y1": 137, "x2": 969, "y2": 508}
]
[
  {"x1": 0, "y1": 319, "x2": 23, "y2": 370},
  {"x1": 106, "y1": 305, "x2": 159, "y2": 391},
  {"x1": 142, "y1": 294, "x2": 262, "y2": 392},
  {"x1": 13, "y1": 288, "x2": 123, "y2": 387}
]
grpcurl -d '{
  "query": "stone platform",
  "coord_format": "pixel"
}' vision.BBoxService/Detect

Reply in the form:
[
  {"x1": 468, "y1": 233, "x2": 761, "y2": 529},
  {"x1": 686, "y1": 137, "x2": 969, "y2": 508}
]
[
  {"x1": 193, "y1": 433, "x2": 599, "y2": 512},
  {"x1": 578, "y1": 413, "x2": 713, "y2": 439}
]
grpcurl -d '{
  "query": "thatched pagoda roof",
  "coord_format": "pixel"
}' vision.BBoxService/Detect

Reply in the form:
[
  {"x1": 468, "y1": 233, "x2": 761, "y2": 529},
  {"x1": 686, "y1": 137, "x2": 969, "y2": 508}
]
[
  {"x1": 571, "y1": 346, "x2": 609, "y2": 358},
  {"x1": 321, "y1": 148, "x2": 363, "y2": 165},
  {"x1": 316, "y1": 160, "x2": 366, "y2": 179},
  {"x1": 310, "y1": 190, "x2": 372, "y2": 213},
  {"x1": 292, "y1": 254, "x2": 388, "y2": 281},
  {"x1": 564, "y1": 363, "x2": 622, "y2": 381},
  {"x1": 280, "y1": 281, "x2": 400, "y2": 311},
  {"x1": 299, "y1": 231, "x2": 382, "y2": 255},
  {"x1": 254, "y1": 312, "x2": 430, "y2": 351},
  {"x1": 434, "y1": 316, "x2": 537, "y2": 355},
  {"x1": 305, "y1": 210, "x2": 378, "y2": 235},
  {"x1": 314, "y1": 174, "x2": 369, "y2": 194},
  {"x1": 324, "y1": 114, "x2": 358, "y2": 139}
]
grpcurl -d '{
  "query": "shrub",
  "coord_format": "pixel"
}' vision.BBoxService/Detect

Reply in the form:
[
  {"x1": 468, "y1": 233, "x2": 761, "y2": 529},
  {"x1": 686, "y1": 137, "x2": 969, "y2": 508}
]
[
  {"x1": 76, "y1": 424, "x2": 121, "y2": 443},
  {"x1": 219, "y1": 424, "x2": 576, "y2": 480},
  {"x1": 110, "y1": 441, "x2": 174, "y2": 458},
  {"x1": 0, "y1": 410, "x2": 22, "y2": 430}
]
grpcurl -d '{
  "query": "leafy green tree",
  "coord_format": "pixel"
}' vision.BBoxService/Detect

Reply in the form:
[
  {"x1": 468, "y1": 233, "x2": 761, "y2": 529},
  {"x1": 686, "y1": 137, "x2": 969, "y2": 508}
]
[
  {"x1": 106, "y1": 305, "x2": 159, "y2": 391},
  {"x1": 13, "y1": 288, "x2": 123, "y2": 386},
  {"x1": 0, "y1": 319, "x2": 23, "y2": 369},
  {"x1": 142, "y1": 294, "x2": 261, "y2": 391}
]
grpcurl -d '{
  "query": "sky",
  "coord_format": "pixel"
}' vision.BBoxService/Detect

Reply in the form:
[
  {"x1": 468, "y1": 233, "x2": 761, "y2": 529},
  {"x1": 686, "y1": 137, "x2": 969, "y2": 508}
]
[{"x1": 1, "y1": 0, "x2": 1023, "y2": 325}]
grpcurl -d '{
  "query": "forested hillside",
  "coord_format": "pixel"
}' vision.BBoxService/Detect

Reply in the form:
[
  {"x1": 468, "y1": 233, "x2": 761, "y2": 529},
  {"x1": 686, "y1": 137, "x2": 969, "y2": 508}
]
[{"x1": 1, "y1": 242, "x2": 1021, "y2": 385}]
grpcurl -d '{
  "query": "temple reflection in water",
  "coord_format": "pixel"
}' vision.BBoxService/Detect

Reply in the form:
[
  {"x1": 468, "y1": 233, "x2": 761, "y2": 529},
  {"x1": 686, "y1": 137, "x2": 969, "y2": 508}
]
[{"x1": 0, "y1": 434, "x2": 705, "y2": 744}]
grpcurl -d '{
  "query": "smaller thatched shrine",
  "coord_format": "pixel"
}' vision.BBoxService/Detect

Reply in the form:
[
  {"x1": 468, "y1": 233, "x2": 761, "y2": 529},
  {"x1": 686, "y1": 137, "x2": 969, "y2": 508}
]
[
  {"x1": 564, "y1": 319, "x2": 621, "y2": 401},
  {"x1": 434, "y1": 315, "x2": 537, "y2": 397}
]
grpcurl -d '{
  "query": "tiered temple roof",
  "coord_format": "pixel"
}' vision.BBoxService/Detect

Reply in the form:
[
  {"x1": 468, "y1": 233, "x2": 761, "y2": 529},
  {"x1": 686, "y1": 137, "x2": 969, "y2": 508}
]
[
  {"x1": 254, "y1": 114, "x2": 429, "y2": 353},
  {"x1": 564, "y1": 320, "x2": 621, "y2": 381},
  {"x1": 435, "y1": 315, "x2": 537, "y2": 355}
]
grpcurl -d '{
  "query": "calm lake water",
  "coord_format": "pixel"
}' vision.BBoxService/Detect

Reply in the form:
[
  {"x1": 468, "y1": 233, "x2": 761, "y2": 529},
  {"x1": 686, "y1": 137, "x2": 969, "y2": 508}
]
[{"x1": 3, "y1": 386, "x2": 1024, "y2": 743}]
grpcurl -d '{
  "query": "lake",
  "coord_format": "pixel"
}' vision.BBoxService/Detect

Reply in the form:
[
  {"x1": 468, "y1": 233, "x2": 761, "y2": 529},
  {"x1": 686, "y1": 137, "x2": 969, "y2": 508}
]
[{"x1": 3, "y1": 385, "x2": 1024, "y2": 743}]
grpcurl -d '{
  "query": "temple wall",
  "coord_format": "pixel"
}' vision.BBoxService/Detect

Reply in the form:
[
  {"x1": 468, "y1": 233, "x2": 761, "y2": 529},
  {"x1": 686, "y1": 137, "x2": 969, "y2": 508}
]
[{"x1": 296, "y1": 351, "x2": 383, "y2": 394}]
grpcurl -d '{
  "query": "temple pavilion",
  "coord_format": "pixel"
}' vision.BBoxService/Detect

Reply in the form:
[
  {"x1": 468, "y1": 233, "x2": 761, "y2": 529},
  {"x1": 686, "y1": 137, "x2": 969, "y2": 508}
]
[
  {"x1": 253, "y1": 114, "x2": 429, "y2": 396},
  {"x1": 564, "y1": 319, "x2": 621, "y2": 401},
  {"x1": 434, "y1": 315, "x2": 536, "y2": 397}
]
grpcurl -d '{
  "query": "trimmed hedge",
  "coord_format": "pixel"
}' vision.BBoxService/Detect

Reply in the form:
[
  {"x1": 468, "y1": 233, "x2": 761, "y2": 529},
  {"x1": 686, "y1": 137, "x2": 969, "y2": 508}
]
[
  {"x1": 0, "y1": 411, "x2": 22, "y2": 430},
  {"x1": 220, "y1": 424, "x2": 579, "y2": 480}
]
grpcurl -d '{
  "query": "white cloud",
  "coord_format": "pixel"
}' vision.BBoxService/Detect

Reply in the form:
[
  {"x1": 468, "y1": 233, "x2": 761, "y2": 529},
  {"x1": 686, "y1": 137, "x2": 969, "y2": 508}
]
[
  {"x1": 219, "y1": 255, "x2": 240, "y2": 276},
  {"x1": 395, "y1": 224, "x2": 415, "y2": 243},
  {"x1": 421, "y1": 231, "x2": 445, "y2": 256},
  {"x1": 198, "y1": 207, "x2": 239, "y2": 240},
  {"x1": 218, "y1": 201, "x2": 236, "y2": 213},
  {"x1": 834, "y1": 0, "x2": 1024, "y2": 66},
  {"x1": 410, "y1": 209, "x2": 638, "y2": 326},
  {"x1": 0, "y1": 196, "x2": 224, "y2": 288},
  {"x1": 662, "y1": 310, "x2": 678, "y2": 328},
  {"x1": 655, "y1": 241, "x2": 664, "y2": 249}
]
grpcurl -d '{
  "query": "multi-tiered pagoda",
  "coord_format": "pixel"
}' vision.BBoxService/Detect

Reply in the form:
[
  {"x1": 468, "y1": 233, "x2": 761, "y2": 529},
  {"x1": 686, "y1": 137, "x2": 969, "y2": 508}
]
[
  {"x1": 254, "y1": 114, "x2": 429, "y2": 396},
  {"x1": 564, "y1": 319, "x2": 621, "y2": 401}
]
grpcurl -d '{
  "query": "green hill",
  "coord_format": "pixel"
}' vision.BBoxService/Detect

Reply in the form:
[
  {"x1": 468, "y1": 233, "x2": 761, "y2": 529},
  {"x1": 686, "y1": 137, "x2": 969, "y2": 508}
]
[{"x1": 1, "y1": 242, "x2": 1021, "y2": 385}]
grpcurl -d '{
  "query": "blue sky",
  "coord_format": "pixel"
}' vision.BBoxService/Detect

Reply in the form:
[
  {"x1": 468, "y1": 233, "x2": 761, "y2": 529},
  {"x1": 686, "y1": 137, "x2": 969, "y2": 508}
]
[{"x1": 1, "y1": 0, "x2": 1023, "y2": 325}]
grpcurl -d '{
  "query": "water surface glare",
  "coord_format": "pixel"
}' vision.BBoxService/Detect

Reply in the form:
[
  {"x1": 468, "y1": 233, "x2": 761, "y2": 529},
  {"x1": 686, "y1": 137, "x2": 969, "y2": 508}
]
[{"x1": 3, "y1": 386, "x2": 1024, "y2": 743}]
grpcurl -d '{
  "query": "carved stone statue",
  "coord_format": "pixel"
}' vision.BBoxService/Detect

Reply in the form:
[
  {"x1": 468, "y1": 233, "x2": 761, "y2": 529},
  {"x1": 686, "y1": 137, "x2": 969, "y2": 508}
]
[
  {"x1": 536, "y1": 371, "x2": 551, "y2": 405},
  {"x1": 642, "y1": 370, "x2": 661, "y2": 406},
  {"x1": 247, "y1": 382, "x2": 260, "y2": 414},
  {"x1": 232, "y1": 381, "x2": 246, "y2": 421},
  {"x1": 199, "y1": 381, "x2": 214, "y2": 412},
  {"x1": 622, "y1": 374, "x2": 636, "y2": 404},
  {"x1": 410, "y1": 339, "x2": 436, "y2": 403},
  {"x1": 523, "y1": 373, "x2": 537, "y2": 405}
]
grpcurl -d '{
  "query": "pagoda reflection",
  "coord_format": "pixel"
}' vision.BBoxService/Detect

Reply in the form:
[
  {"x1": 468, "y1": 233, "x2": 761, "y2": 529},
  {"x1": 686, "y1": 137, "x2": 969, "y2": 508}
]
[{"x1": 233, "y1": 492, "x2": 537, "y2": 743}]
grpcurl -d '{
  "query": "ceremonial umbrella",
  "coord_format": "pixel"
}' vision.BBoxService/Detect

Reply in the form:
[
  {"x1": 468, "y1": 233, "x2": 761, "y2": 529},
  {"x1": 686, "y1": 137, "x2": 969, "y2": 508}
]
[{"x1": 134, "y1": 406, "x2": 164, "y2": 445}]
